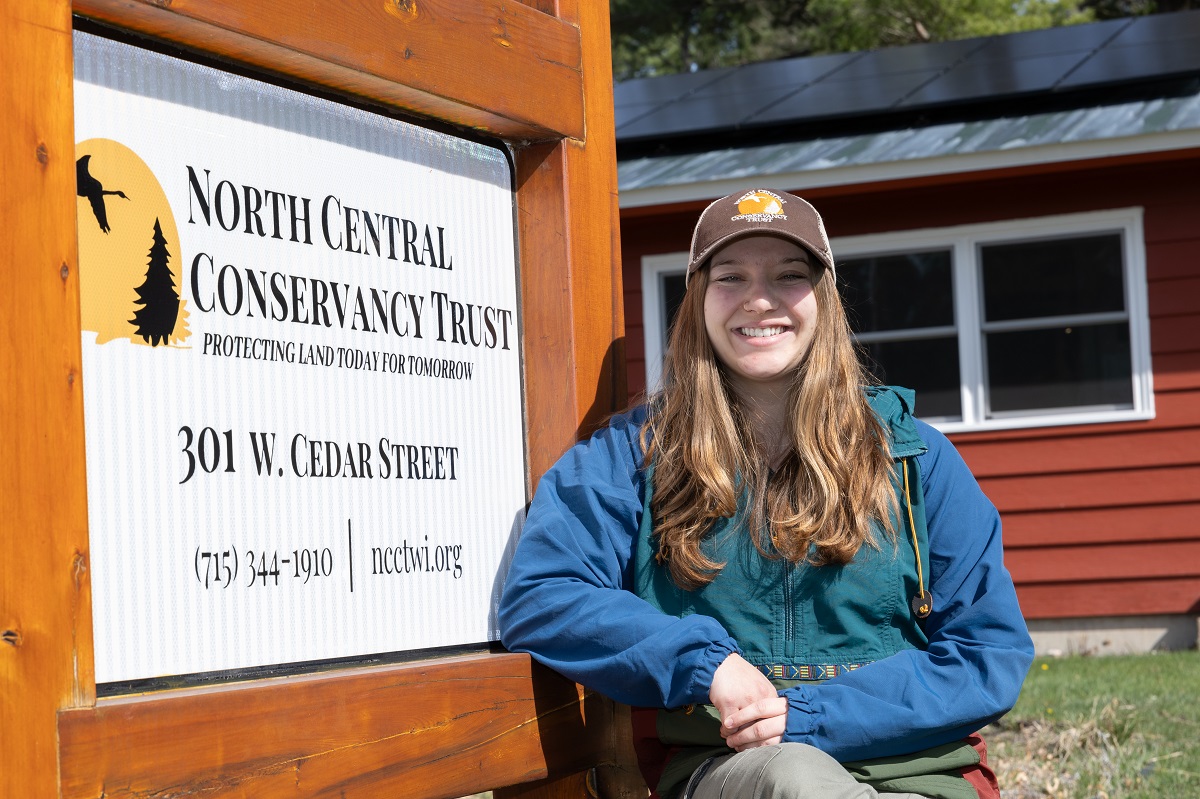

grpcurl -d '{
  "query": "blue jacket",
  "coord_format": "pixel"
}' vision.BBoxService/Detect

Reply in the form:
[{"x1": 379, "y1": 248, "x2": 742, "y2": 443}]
[
  {"x1": 498, "y1": 388, "x2": 1033, "y2": 764},
  {"x1": 631, "y1": 387, "x2": 933, "y2": 678}
]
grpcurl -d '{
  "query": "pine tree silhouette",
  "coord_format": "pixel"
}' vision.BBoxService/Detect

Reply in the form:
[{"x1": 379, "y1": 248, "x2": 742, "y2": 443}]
[{"x1": 130, "y1": 218, "x2": 180, "y2": 346}]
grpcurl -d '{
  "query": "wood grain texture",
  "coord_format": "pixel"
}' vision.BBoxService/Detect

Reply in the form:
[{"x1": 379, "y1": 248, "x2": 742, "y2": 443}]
[
  {"x1": 560, "y1": 0, "x2": 626, "y2": 440},
  {"x1": 1, "y1": 2, "x2": 96, "y2": 799},
  {"x1": 1007, "y1": 540, "x2": 1200, "y2": 584},
  {"x1": 1147, "y1": 239, "x2": 1200, "y2": 281},
  {"x1": 1017, "y1": 577, "x2": 1200, "y2": 619},
  {"x1": 73, "y1": 0, "x2": 584, "y2": 141},
  {"x1": 11, "y1": 1, "x2": 623, "y2": 795},
  {"x1": 1003, "y1": 502, "x2": 1200, "y2": 547},
  {"x1": 956, "y1": 427, "x2": 1200, "y2": 479},
  {"x1": 1148, "y1": 276, "x2": 1200, "y2": 318},
  {"x1": 947, "y1": 390, "x2": 1200, "y2": 446},
  {"x1": 516, "y1": 141, "x2": 580, "y2": 486},
  {"x1": 1151, "y1": 314, "x2": 1200, "y2": 355},
  {"x1": 502, "y1": 5, "x2": 637, "y2": 794},
  {"x1": 497, "y1": 772, "x2": 595, "y2": 799},
  {"x1": 1152, "y1": 352, "x2": 1200, "y2": 392},
  {"x1": 515, "y1": 0, "x2": 625, "y2": 487},
  {"x1": 979, "y1": 464, "x2": 1200, "y2": 514},
  {"x1": 59, "y1": 654, "x2": 618, "y2": 799},
  {"x1": 1144, "y1": 198, "x2": 1200, "y2": 244}
]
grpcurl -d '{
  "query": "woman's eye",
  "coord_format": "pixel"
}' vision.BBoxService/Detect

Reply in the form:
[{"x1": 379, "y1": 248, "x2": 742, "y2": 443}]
[{"x1": 779, "y1": 272, "x2": 810, "y2": 282}]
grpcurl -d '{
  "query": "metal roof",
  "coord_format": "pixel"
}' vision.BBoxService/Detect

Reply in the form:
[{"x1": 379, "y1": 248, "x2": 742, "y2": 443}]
[
  {"x1": 619, "y1": 91, "x2": 1200, "y2": 205},
  {"x1": 615, "y1": 10, "x2": 1200, "y2": 205}
]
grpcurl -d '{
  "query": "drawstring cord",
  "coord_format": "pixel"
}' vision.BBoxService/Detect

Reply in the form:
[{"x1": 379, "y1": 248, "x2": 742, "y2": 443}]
[{"x1": 902, "y1": 457, "x2": 932, "y2": 619}]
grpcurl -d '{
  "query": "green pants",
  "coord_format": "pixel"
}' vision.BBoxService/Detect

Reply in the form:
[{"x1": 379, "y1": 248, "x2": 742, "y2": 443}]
[{"x1": 687, "y1": 743, "x2": 932, "y2": 799}]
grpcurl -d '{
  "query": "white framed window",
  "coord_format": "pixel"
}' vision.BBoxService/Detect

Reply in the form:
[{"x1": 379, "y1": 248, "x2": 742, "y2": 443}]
[
  {"x1": 641, "y1": 252, "x2": 689, "y2": 392},
  {"x1": 641, "y1": 208, "x2": 1154, "y2": 432}
]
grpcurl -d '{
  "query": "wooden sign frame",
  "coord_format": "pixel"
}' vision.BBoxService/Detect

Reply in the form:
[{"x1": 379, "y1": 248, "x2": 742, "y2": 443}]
[{"x1": 1, "y1": 1, "x2": 627, "y2": 797}]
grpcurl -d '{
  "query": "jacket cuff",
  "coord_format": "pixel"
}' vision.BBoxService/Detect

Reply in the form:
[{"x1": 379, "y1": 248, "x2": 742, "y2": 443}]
[
  {"x1": 782, "y1": 687, "x2": 817, "y2": 742},
  {"x1": 682, "y1": 637, "x2": 740, "y2": 705}
]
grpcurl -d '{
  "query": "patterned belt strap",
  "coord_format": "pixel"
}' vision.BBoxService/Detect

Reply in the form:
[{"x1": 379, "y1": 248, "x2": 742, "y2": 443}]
[{"x1": 758, "y1": 662, "x2": 870, "y2": 681}]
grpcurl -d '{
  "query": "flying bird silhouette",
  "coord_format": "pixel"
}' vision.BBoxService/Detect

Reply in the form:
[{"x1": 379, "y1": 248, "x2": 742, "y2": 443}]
[{"x1": 77, "y1": 154, "x2": 129, "y2": 234}]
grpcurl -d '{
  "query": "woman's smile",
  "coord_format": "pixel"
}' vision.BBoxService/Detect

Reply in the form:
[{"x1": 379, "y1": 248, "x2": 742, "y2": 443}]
[{"x1": 736, "y1": 325, "x2": 790, "y2": 338}]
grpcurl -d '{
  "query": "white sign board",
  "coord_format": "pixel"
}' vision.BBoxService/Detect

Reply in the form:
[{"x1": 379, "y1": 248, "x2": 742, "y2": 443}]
[{"x1": 74, "y1": 32, "x2": 525, "y2": 685}]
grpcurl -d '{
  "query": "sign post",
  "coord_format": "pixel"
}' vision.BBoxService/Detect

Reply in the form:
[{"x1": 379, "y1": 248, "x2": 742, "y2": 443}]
[{"x1": 1, "y1": 1, "x2": 629, "y2": 797}]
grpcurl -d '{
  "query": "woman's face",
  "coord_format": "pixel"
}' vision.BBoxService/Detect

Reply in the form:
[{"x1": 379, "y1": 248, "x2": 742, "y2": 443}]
[{"x1": 703, "y1": 235, "x2": 819, "y2": 398}]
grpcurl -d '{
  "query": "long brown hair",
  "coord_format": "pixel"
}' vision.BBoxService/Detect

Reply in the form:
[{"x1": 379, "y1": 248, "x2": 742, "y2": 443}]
[{"x1": 642, "y1": 259, "x2": 897, "y2": 589}]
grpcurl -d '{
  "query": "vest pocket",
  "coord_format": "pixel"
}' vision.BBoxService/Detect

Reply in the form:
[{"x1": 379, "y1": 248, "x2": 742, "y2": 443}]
[{"x1": 793, "y1": 543, "x2": 902, "y2": 662}]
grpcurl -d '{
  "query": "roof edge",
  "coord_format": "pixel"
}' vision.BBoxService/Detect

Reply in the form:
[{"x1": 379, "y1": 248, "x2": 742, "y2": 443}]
[{"x1": 619, "y1": 127, "x2": 1200, "y2": 208}]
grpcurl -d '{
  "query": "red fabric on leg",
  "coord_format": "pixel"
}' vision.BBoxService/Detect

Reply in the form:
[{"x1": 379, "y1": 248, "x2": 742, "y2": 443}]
[
  {"x1": 631, "y1": 706, "x2": 671, "y2": 798},
  {"x1": 961, "y1": 733, "x2": 1001, "y2": 799}
]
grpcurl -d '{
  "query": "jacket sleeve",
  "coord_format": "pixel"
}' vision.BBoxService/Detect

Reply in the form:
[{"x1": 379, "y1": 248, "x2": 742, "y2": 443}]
[
  {"x1": 779, "y1": 420, "x2": 1035, "y2": 760},
  {"x1": 497, "y1": 411, "x2": 739, "y2": 709}
]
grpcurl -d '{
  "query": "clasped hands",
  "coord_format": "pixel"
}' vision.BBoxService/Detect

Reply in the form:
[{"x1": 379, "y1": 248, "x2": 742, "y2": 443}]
[{"x1": 708, "y1": 652, "x2": 789, "y2": 752}]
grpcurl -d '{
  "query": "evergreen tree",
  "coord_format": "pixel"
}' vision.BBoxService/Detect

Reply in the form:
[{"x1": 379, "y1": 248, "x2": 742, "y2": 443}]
[{"x1": 129, "y1": 218, "x2": 180, "y2": 347}]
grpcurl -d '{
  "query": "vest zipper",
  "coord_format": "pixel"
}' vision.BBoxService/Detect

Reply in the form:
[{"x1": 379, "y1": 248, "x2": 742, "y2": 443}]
[{"x1": 783, "y1": 559, "x2": 795, "y2": 658}]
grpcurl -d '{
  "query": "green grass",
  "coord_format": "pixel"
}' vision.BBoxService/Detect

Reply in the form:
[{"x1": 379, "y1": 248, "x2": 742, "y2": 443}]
[{"x1": 986, "y1": 651, "x2": 1200, "y2": 799}]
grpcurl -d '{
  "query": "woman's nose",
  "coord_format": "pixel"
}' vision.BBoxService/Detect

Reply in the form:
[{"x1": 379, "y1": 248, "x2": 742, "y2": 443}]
[{"x1": 742, "y1": 281, "x2": 778, "y2": 312}]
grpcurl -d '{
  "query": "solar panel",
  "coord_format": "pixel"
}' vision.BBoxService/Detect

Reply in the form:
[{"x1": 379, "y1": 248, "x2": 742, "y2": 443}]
[
  {"x1": 615, "y1": 101, "x2": 668, "y2": 131},
  {"x1": 1109, "y1": 9, "x2": 1200, "y2": 45},
  {"x1": 615, "y1": 52, "x2": 864, "y2": 136},
  {"x1": 614, "y1": 67, "x2": 736, "y2": 110},
  {"x1": 973, "y1": 17, "x2": 1131, "y2": 59},
  {"x1": 617, "y1": 87, "x2": 786, "y2": 138},
  {"x1": 1059, "y1": 39, "x2": 1200, "y2": 89},
  {"x1": 611, "y1": 9, "x2": 1200, "y2": 145},
  {"x1": 688, "y1": 50, "x2": 863, "y2": 95},
  {"x1": 897, "y1": 52, "x2": 1091, "y2": 107},
  {"x1": 750, "y1": 70, "x2": 946, "y2": 125},
  {"x1": 823, "y1": 36, "x2": 988, "y2": 80}
]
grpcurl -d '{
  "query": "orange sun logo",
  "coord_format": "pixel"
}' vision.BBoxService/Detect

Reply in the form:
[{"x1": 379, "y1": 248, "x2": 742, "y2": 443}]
[
  {"x1": 76, "y1": 138, "x2": 191, "y2": 347},
  {"x1": 736, "y1": 191, "x2": 785, "y2": 217}
]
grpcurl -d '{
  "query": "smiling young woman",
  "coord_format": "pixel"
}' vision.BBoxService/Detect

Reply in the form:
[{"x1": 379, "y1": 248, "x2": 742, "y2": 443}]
[{"x1": 499, "y1": 188, "x2": 1033, "y2": 799}]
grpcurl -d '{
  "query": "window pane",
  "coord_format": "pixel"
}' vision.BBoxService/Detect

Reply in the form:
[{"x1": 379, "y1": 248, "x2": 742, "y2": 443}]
[
  {"x1": 839, "y1": 250, "x2": 954, "y2": 334},
  {"x1": 981, "y1": 234, "x2": 1124, "y2": 322},
  {"x1": 662, "y1": 272, "x2": 687, "y2": 339},
  {"x1": 859, "y1": 337, "x2": 962, "y2": 419},
  {"x1": 986, "y1": 322, "x2": 1133, "y2": 414}
]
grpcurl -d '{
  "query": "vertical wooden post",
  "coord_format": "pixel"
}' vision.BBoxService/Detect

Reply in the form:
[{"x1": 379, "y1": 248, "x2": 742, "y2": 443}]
[
  {"x1": 560, "y1": 0, "x2": 626, "y2": 437},
  {"x1": 504, "y1": 2, "x2": 642, "y2": 795},
  {"x1": 517, "y1": 0, "x2": 626, "y2": 488},
  {"x1": 1, "y1": 0, "x2": 626, "y2": 796},
  {"x1": 1, "y1": 1, "x2": 96, "y2": 797}
]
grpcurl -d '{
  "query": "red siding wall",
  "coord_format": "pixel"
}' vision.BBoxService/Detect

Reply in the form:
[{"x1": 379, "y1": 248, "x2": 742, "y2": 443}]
[{"x1": 619, "y1": 154, "x2": 1200, "y2": 622}]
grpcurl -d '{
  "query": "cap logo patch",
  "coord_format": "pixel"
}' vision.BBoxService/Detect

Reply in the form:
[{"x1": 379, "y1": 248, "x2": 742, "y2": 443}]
[{"x1": 732, "y1": 190, "x2": 787, "y2": 223}]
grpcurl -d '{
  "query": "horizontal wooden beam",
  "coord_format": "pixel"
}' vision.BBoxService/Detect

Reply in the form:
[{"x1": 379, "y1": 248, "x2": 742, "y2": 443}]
[
  {"x1": 958, "y1": 428, "x2": 1200, "y2": 479},
  {"x1": 72, "y1": 0, "x2": 584, "y2": 142},
  {"x1": 1003, "y1": 502, "x2": 1200, "y2": 548},
  {"x1": 979, "y1": 464, "x2": 1200, "y2": 514},
  {"x1": 59, "y1": 653, "x2": 619, "y2": 799},
  {"x1": 1008, "y1": 539, "x2": 1200, "y2": 584},
  {"x1": 1018, "y1": 577, "x2": 1200, "y2": 619}
]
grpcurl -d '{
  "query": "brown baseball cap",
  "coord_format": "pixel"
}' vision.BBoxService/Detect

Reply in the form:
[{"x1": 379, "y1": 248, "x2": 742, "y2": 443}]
[{"x1": 686, "y1": 189, "x2": 835, "y2": 284}]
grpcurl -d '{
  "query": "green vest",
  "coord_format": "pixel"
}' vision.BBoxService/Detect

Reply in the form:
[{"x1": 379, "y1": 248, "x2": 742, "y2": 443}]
[{"x1": 633, "y1": 388, "x2": 980, "y2": 799}]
